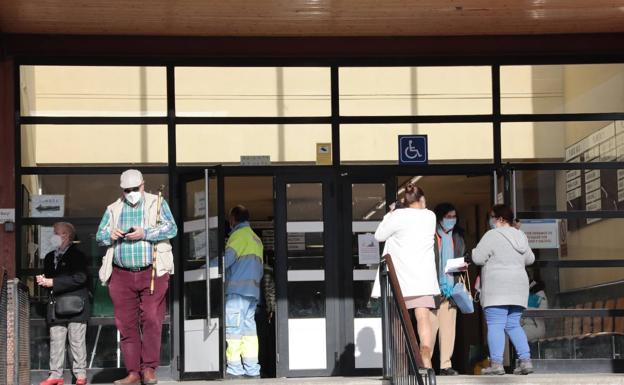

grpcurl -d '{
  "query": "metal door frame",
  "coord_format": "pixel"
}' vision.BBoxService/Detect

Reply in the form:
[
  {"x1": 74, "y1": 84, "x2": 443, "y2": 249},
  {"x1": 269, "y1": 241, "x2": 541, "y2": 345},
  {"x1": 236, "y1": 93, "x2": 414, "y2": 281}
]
[
  {"x1": 338, "y1": 173, "x2": 396, "y2": 376},
  {"x1": 176, "y1": 167, "x2": 226, "y2": 380},
  {"x1": 274, "y1": 171, "x2": 340, "y2": 377}
]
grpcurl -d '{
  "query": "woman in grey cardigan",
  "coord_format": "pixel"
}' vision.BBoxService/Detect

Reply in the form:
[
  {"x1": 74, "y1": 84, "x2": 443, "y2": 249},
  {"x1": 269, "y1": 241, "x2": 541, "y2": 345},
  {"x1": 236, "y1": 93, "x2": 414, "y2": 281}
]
[{"x1": 472, "y1": 204, "x2": 535, "y2": 375}]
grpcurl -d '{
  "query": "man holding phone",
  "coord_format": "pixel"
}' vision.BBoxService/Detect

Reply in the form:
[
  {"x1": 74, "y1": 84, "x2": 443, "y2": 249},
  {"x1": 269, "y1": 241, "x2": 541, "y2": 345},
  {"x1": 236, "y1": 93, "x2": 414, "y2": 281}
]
[{"x1": 96, "y1": 169, "x2": 177, "y2": 385}]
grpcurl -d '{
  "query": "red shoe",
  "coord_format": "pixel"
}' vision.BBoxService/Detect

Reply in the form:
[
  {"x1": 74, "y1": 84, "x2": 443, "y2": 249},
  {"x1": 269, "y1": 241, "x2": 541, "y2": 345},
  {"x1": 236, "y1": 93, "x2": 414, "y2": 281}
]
[
  {"x1": 39, "y1": 379, "x2": 64, "y2": 385},
  {"x1": 75, "y1": 378, "x2": 88, "y2": 385}
]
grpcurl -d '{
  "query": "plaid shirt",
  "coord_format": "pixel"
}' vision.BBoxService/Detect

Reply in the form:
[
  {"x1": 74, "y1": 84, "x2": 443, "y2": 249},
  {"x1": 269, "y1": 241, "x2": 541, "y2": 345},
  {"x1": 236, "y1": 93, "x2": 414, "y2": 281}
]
[{"x1": 96, "y1": 196, "x2": 177, "y2": 269}]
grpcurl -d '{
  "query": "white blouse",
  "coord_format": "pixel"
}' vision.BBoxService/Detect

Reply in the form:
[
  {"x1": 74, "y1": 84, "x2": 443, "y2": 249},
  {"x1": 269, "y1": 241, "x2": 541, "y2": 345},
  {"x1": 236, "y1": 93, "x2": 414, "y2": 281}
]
[{"x1": 372, "y1": 208, "x2": 440, "y2": 298}]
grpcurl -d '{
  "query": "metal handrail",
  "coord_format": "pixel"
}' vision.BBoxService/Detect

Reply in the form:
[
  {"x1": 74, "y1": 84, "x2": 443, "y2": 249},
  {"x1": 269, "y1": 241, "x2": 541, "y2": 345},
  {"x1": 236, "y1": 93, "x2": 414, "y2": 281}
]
[{"x1": 381, "y1": 254, "x2": 435, "y2": 385}]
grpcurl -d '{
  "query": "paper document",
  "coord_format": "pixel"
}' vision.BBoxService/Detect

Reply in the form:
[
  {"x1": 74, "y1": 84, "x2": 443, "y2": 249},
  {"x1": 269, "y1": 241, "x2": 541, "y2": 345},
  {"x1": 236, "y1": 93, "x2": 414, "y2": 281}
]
[
  {"x1": 357, "y1": 233, "x2": 380, "y2": 265},
  {"x1": 444, "y1": 257, "x2": 468, "y2": 273}
]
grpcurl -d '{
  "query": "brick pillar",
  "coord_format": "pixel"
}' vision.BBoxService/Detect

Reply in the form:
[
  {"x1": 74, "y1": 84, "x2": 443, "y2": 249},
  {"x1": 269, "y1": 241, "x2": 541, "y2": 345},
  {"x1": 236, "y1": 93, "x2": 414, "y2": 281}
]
[{"x1": 0, "y1": 57, "x2": 16, "y2": 278}]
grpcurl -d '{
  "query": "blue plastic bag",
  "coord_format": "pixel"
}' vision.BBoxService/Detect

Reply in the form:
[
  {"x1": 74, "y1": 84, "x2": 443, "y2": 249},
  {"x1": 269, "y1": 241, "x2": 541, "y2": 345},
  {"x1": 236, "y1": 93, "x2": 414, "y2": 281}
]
[
  {"x1": 528, "y1": 292, "x2": 542, "y2": 308},
  {"x1": 451, "y1": 274, "x2": 474, "y2": 314}
]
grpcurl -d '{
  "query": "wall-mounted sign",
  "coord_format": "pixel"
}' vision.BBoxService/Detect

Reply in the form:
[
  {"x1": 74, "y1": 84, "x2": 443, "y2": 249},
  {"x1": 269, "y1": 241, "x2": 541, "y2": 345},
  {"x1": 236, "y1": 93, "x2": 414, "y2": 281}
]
[
  {"x1": 316, "y1": 143, "x2": 332, "y2": 165},
  {"x1": 564, "y1": 121, "x2": 624, "y2": 230},
  {"x1": 0, "y1": 208, "x2": 15, "y2": 223},
  {"x1": 521, "y1": 219, "x2": 560, "y2": 249},
  {"x1": 31, "y1": 195, "x2": 65, "y2": 217},
  {"x1": 240, "y1": 155, "x2": 271, "y2": 166},
  {"x1": 398, "y1": 135, "x2": 428, "y2": 165},
  {"x1": 261, "y1": 229, "x2": 275, "y2": 251},
  {"x1": 287, "y1": 232, "x2": 306, "y2": 251}
]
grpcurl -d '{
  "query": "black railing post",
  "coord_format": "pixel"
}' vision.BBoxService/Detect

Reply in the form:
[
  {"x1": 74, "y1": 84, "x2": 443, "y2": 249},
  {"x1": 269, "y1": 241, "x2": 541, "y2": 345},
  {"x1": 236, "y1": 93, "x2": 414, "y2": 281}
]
[{"x1": 380, "y1": 259, "x2": 390, "y2": 379}]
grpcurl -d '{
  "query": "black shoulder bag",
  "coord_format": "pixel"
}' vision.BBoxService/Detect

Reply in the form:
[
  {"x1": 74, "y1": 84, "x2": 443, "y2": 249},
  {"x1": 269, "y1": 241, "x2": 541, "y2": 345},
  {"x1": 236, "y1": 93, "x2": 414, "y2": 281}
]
[{"x1": 48, "y1": 291, "x2": 85, "y2": 321}]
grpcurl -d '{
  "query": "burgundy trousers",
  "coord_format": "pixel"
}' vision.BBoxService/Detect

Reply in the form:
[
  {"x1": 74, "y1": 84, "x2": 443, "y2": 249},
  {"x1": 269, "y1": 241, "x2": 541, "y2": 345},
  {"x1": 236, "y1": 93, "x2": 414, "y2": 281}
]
[{"x1": 108, "y1": 266, "x2": 169, "y2": 375}]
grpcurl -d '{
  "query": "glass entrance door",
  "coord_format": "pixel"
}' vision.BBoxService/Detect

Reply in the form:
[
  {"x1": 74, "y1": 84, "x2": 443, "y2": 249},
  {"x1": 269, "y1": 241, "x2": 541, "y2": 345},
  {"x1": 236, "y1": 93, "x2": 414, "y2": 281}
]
[
  {"x1": 179, "y1": 169, "x2": 225, "y2": 379},
  {"x1": 340, "y1": 176, "x2": 396, "y2": 374},
  {"x1": 274, "y1": 174, "x2": 339, "y2": 377}
]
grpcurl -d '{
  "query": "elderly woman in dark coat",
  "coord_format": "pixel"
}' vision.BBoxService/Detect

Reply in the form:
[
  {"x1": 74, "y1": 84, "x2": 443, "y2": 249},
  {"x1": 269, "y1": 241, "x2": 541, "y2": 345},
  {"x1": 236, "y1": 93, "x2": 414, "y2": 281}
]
[{"x1": 37, "y1": 222, "x2": 90, "y2": 385}]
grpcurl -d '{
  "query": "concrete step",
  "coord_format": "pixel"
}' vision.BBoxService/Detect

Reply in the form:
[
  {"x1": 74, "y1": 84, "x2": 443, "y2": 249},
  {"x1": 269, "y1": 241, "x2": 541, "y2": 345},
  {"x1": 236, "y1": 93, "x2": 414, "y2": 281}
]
[{"x1": 158, "y1": 374, "x2": 624, "y2": 385}]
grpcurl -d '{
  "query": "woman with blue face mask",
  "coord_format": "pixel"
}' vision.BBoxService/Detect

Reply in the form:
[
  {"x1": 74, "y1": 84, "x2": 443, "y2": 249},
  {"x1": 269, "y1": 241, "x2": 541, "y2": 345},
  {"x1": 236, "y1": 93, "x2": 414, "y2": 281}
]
[{"x1": 431, "y1": 203, "x2": 466, "y2": 376}]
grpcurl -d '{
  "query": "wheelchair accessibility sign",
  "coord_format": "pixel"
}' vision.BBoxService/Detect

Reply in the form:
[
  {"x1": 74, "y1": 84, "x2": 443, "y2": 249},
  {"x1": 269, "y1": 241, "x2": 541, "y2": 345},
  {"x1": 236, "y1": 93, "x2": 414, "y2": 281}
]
[{"x1": 398, "y1": 135, "x2": 428, "y2": 165}]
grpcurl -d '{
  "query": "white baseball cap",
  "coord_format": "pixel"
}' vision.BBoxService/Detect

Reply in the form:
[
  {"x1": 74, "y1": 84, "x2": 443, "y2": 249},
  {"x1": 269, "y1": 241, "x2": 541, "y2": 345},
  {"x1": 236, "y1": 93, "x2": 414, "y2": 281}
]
[{"x1": 120, "y1": 169, "x2": 144, "y2": 189}]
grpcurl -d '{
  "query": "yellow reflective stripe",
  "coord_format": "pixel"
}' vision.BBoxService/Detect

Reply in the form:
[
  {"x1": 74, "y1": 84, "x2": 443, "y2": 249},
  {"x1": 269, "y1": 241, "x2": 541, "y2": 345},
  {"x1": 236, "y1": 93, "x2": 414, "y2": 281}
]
[
  {"x1": 227, "y1": 227, "x2": 264, "y2": 263},
  {"x1": 238, "y1": 254, "x2": 262, "y2": 263},
  {"x1": 226, "y1": 337, "x2": 243, "y2": 361},
  {"x1": 241, "y1": 335, "x2": 259, "y2": 358}
]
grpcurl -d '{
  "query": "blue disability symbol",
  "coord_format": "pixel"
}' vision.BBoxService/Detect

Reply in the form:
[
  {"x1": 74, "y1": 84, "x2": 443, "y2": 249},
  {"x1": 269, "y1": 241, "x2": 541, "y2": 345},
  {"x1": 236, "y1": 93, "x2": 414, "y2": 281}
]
[
  {"x1": 399, "y1": 135, "x2": 428, "y2": 165},
  {"x1": 404, "y1": 140, "x2": 422, "y2": 159}
]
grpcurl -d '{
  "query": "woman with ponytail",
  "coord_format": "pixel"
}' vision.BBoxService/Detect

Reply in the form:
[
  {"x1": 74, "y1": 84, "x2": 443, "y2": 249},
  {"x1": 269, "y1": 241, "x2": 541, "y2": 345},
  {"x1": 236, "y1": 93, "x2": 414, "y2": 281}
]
[{"x1": 374, "y1": 184, "x2": 440, "y2": 368}]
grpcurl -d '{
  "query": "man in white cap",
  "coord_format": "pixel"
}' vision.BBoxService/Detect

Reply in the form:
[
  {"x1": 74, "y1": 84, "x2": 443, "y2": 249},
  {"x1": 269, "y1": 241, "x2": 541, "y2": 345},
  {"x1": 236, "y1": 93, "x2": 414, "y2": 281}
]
[{"x1": 96, "y1": 169, "x2": 177, "y2": 385}]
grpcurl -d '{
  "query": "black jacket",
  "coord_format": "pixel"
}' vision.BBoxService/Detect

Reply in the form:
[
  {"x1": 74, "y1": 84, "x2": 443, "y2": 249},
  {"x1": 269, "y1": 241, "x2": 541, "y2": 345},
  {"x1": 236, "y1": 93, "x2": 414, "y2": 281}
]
[{"x1": 43, "y1": 245, "x2": 91, "y2": 324}]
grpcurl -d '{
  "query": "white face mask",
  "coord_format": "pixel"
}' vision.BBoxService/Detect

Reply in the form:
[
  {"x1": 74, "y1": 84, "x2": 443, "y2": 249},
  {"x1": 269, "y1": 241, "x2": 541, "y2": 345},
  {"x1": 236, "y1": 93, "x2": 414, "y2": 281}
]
[
  {"x1": 124, "y1": 191, "x2": 142, "y2": 205},
  {"x1": 50, "y1": 234, "x2": 63, "y2": 249}
]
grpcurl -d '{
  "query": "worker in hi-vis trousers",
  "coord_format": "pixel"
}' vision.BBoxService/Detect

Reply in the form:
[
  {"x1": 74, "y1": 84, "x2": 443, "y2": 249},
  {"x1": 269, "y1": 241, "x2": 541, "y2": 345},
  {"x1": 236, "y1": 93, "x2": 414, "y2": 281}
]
[{"x1": 221, "y1": 205, "x2": 264, "y2": 379}]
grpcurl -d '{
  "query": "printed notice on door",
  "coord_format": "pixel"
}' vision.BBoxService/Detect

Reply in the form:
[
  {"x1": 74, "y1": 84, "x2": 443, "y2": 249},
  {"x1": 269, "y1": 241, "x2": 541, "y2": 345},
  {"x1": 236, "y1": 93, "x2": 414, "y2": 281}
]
[{"x1": 358, "y1": 233, "x2": 380, "y2": 265}]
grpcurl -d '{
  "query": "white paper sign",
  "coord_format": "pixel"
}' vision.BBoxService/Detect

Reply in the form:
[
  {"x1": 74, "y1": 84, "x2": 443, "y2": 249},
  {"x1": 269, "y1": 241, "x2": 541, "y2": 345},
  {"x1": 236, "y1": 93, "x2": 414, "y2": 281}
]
[
  {"x1": 521, "y1": 219, "x2": 559, "y2": 249},
  {"x1": 192, "y1": 231, "x2": 207, "y2": 259},
  {"x1": 31, "y1": 195, "x2": 65, "y2": 217},
  {"x1": 39, "y1": 226, "x2": 55, "y2": 259},
  {"x1": 0, "y1": 208, "x2": 15, "y2": 223},
  {"x1": 358, "y1": 233, "x2": 380, "y2": 265},
  {"x1": 194, "y1": 191, "x2": 206, "y2": 217},
  {"x1": 496, "y1": 192, "x2": 504, "y2": 204},
  {"x1": 191, "y1": 230, "x2": 218, "y2": 259}
]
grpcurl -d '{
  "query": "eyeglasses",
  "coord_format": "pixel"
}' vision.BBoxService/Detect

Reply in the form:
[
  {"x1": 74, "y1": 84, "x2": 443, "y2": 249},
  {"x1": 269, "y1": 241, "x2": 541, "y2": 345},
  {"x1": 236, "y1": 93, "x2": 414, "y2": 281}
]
[{"x1": 123, "y1": 186, "x2": 140, "y2": 193}]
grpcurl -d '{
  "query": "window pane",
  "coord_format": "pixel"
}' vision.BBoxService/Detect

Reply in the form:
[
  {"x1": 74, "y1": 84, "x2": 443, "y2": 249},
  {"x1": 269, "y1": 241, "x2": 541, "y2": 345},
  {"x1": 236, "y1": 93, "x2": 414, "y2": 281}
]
[
  {"x1": 20, "y1": 66, "x2": 166, "y2": 117},
  {"x1": 525, "y1": 263, "x2": 623, "y2": 359},
  {"x1": 503, "y1": 120, "x2": 624, "y2": 163},
  {"x1": 176, "y1": 125, "x2": 331, "y2": 164},
  {"x1": 21, "y1": 174, "x2": 169, "y2": 218},
  {"x1": 501, "y1": 64, "x2": 624, "y2": 114},
  {"x1": 175, "y1": 67, "x2": 330, "y2": 117},
  {"x1": 513, "y1": 169, "x2": 624, "y2": 214},
  {"x1": 340, "y1": 123, "x2": 492, "y2": 164},
  {"x1": 339, "y1": 66, "x2": 492, "y2": 116},
  {"x1": 21, "y1": 125, "x2": 168, "y2": 166}
]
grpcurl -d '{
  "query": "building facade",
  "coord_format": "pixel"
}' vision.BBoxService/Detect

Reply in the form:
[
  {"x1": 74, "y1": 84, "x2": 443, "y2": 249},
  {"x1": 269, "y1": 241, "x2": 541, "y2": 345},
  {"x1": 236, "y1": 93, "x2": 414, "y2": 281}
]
[{"x1": 1, "y1": 29, "x2": 624, "y2": 381}]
